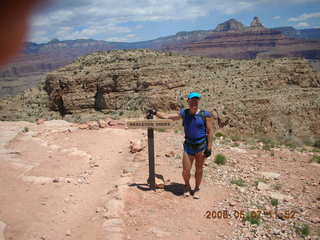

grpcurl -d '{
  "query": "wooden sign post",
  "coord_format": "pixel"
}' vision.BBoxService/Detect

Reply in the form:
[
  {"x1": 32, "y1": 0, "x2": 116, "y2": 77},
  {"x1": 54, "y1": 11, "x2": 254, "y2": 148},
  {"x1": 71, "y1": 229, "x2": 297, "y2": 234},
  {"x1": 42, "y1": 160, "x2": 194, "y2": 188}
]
[{"x1": 126, "y1": 117, "x2": 173, "y2": 190}]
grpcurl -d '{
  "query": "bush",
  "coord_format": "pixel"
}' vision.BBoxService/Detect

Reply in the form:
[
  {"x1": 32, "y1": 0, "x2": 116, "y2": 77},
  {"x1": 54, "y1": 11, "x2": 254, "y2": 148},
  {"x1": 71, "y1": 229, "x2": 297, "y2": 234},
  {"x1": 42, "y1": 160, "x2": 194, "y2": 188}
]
[
  {"x1": 271, "y1": 198, "x2": 279, "y2": 206},
  {"x1": 231, "y1": 135, "x2": 241, "y2": 141},
  {"x1": 215, "y1": 132, "x2": 225, "y2": 138},
  {"x1": 273, "y1": 184, "x2": 282, "y2": 190},
  {"x1": 295, "y1": 223, "x2": 310, "y2": 237},
  {"x1": 22, "y1": 127, "x2": 29, "y2": 133},
  {"x1": 244, "y1": 211, "x2": 261, "y2": 225},
  {"x1": 214, "y1": 154, "x2": 226, "y2": 165},
  {"x1": 231, "y1": 178, "x2": 246, "y2": 187},
  {"x1": 311, "y1": 155, "x2": 320, "y2": 164},
  {"x1": 314, "y1": 140, "x2": 320, "y2": 148}
]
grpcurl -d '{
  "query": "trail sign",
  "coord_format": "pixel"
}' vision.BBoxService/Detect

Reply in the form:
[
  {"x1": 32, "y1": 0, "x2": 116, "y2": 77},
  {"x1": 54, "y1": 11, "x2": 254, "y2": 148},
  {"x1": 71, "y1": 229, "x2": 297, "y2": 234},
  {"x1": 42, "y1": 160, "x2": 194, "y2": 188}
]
[
  {"x1": 126, "y1": 117, "x2": 173, "y2": 190},
  {"x1": 126, "y1": 119, "x2": 173, "y2": 129}
]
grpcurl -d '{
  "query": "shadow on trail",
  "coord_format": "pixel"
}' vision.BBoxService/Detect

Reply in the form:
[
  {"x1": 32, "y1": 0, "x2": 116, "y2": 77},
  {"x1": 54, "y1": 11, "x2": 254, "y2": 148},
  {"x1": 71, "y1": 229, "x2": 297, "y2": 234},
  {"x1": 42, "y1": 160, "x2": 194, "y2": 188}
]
[{"x1": 128, "y1": 181, "x2": 185, "y2": 196}]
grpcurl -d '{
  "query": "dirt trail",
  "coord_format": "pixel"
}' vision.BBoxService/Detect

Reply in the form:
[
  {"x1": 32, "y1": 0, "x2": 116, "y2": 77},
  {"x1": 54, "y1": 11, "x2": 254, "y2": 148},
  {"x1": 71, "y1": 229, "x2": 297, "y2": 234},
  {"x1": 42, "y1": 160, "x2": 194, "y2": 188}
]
[
  {"x1": 0, "y1": 121, "x2": 142, "y2": 240},
  {"x1": 0, "y1": 120, "x2": 319, "y2": 240}
]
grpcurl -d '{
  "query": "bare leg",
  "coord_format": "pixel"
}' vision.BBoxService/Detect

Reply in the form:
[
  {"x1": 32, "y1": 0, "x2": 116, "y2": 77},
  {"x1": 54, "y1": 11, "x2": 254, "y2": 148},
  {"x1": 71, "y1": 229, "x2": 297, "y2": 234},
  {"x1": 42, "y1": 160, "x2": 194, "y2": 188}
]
[
  {"x1": 182, "y1": 152, "x2": 194, "y2": 196},
  {"x1": 193, "y1": 151, "x2": 205, "y2": 199}
]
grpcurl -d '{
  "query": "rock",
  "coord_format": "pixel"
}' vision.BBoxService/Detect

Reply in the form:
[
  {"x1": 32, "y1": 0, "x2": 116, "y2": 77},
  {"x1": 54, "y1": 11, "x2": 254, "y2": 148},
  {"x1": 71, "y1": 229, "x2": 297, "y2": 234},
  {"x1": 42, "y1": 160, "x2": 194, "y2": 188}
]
[
  {"x1": 250, "y1": 16, "x2": 264, "y2": 28},
  {"x1": 155, "y1": 175, "x2": 165, "y2": 189},
  {"x1": 78, "y1": 124, "x2": 89, "y2": 130},
  {"x1": 269, "y1": 192, "x2": 292, "y2": 201},
  {"x1": 87, "y1": 121, "x2": 99, "y2": 130},
  {"x1": 52, "y1": 178, "x2": 60, "y2": 183},
  {"x1": 238, "y1": 186, "x2": 247, "y2": 193},
  {"x1": 65, "y1": 229, "x2": 71, "y2": 236},
  {"x1": 165, "y1": 151, "x2": 175, "y2": 157},
  {"x1": 0, "y1": 221, "x2": 6, "y2": 240},
  {"x1": 132, "y1": 152, "x2": 145, "y2": 162},
  {"x1": 215, "y1": 18, "x2": 245, "y2": 32},
  {"x1": 129, "y1": 140, "x2": 144, "y2": 153},
  {"x1": 97, "y1": 119, "x2": 107, "y2": 128},
  {"x1": 103, "y1": 218, "x2": 123, "y2": 232},
  {"x1": 149, "y1": 227, "x2": 170, "y2": 238},
  {"x1": 104, "y1": 199, "x2": 124, "y2": 219},
  {"x1": 36, "y1": 118, "x2": 45, "y2": 125},
  {"x1": 257, "y1": 182, "x2": 270, "y2": 191},
  {"x1": 311, "y1": 217, "x2": 320, "y2": 224},
  {"x1": 108, "y1": 120, "x2": 126, "y2": 127},
  {"x1": 22, "y1": 176, "x2": 53, "y2": 184},
  {"x1": 259, "y1": 172, "x2": 280, "y2": 180}
]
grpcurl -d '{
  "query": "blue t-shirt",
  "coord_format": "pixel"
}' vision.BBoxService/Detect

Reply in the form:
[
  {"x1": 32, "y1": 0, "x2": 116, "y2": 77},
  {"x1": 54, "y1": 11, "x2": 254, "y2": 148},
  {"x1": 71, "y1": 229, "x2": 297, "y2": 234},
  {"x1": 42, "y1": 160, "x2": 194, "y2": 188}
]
[{"x1": 180, "y1": 109, "x2": 213, "y2": 143}]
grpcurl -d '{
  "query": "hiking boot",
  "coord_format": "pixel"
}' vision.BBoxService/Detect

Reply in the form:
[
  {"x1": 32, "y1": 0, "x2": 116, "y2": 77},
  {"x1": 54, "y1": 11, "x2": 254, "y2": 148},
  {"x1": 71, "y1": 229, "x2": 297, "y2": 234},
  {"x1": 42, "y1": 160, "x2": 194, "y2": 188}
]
[
  {"x1": 183, "y1": 185, "x2": 192, "y2": 197},
  {"x1": 193, "y1": 187, "x2": 201, "y2": 199}
]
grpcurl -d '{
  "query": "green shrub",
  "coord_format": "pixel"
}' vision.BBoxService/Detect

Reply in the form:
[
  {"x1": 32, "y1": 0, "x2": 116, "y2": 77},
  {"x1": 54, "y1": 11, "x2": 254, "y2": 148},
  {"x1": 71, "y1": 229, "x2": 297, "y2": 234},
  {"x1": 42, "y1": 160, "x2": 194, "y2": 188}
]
[
  {"x1": 244, "y1": 211, "x2": 261, "y2": 225},
  {"x1": 295, "y1": 223, "x2": 310, "y2": 237},
  {"x1": 231, "y1": 143, "x2": 240, "y2": 147},
  {"x1": 273, "y1": 184, "x2": 282, "y2": 190},
  {"x1": 215, "y1": 132, "x2": 225, "y2": 138},
  {"x1": 314, "y1": 139, "x2": 320, "y2": 148},
  {"x1": 231, "y1": 178, "x2": 246, "y2": 187},
  {"x1": 311, "y1": 155, "x2": 320, "y2": 164},
  {"x1": 262, "y1": 144, "x2": 273, "y2": 151},
  {"x1": 214, "y1": 154, "x2": 226, "y2": 165},
  {"x1": 22, "y1": 127, "x2": 29, "y2": 133},
  {"x1": 271, "y1": 198, "x2": 279, "y2": 206},
  {"x1": 231, "y1": 135, "x2": 241, "y2": 141},
  {"x1": 259, "y1": 137, "x2": 274, "y2": 145},
  {"x1": 156, "y1": 128, "x2": 166, "y2": 132}
]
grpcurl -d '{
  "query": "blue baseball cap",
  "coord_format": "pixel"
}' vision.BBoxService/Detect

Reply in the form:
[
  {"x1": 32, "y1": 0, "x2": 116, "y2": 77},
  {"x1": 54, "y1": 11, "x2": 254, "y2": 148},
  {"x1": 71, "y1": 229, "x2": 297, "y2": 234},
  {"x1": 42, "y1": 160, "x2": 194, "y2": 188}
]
[{"x1": 188, "y1": 92, "x2": 201, "y2": 99}]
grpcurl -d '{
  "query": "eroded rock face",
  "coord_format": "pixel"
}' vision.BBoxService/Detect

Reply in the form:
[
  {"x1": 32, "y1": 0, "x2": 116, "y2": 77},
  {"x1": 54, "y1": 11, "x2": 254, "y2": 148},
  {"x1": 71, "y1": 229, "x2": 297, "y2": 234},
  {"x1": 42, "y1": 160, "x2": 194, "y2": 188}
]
[
  {"x1": 214, "y1": 18, "x2": 245, "y2": 32},
  {"x1": 44, "y1": 50, "x2": 185, "y2": 114},
  {"x1": 43, "y1": 49, "x2": 320, "y2": 139}
]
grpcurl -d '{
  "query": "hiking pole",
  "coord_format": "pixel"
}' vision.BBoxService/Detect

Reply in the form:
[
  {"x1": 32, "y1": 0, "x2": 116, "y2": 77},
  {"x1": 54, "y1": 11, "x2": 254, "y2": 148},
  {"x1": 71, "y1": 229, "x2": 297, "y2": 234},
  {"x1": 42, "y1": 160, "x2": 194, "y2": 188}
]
[{"x1": 146, "y1": 110, "x2": 156, "y2": 191}]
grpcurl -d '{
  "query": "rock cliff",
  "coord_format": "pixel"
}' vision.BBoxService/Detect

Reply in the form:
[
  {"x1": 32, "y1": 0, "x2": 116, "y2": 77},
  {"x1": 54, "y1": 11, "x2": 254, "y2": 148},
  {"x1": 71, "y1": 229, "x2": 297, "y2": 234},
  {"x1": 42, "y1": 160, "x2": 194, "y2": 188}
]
[{"x1": 40, "y1": 49, "x2": 320, "y2": 140}]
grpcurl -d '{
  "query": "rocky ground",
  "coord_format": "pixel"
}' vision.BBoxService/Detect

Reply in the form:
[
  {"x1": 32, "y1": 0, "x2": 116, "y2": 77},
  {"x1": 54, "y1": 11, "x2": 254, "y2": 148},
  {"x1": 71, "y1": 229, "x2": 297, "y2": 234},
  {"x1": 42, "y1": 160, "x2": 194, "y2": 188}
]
[{"x1": 0, "y1": 119, "x2": 319, "y2": 240}]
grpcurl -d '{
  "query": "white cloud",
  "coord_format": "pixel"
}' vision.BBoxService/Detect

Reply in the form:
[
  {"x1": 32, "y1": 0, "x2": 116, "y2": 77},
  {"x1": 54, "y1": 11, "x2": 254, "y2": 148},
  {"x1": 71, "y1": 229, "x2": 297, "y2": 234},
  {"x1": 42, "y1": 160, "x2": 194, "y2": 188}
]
[
  {"x1": 31, "y1": 0, "x2": 260, "y2": 42},
  {"x1": 289, "y1": 12, "x2": 320, "y2": 22},
  {"x1": 272, "y1": 16, "x2": 281, "y2": 20},
  {"x1": 29, "y1": 0, "x2": 320, "y2": 43},
  {"x1": 295, "y1": 22, "x2": 311, "y2": 27}
]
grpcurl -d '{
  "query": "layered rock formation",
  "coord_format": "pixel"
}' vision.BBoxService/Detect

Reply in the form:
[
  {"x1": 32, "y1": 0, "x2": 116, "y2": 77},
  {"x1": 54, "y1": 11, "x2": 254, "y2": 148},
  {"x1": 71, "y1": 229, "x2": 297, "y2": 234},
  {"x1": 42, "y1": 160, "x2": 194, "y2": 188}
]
[
  {"x1": 166, "y1": 17, "x2": 320, "y2": 59},
  {"x1": 40, "y1": 49, "x2": 320, "y2": 140},
  {"x1": 250, "y1": 16, "x2": 264, "y2": 28},
  {"x1": 215, "y1": 18, "x2": 245, "y2": 32},
  {"x1": 1, "y1": 17, "x2": 320, "y2": 98}
]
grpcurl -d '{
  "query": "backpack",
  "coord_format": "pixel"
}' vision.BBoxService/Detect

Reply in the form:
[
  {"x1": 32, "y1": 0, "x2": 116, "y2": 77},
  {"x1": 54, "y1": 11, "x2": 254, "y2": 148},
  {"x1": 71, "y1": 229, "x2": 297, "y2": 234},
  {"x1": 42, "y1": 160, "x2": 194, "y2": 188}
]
[{"x1": 182, "y1": 109, "x2": 207, "y2": 131}]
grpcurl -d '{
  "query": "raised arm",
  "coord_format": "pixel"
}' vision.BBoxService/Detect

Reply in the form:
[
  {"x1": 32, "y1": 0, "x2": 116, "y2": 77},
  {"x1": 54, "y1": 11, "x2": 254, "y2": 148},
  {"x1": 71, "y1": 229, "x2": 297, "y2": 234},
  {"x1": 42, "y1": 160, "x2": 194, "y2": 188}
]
[
  {"x1": 205, "y1": 116, "x2": 214, "y2": 151},
  {"x1": 155, "y1": 111, "x2": 181, "y2": 121}
]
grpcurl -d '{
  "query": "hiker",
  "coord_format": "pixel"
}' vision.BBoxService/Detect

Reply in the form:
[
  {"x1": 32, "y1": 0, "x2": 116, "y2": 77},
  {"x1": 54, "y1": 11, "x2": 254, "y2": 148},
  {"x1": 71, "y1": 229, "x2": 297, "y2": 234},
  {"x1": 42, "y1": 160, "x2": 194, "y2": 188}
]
[{"x1": 152, "y1": 92, "x2": 214, "y2": 199}]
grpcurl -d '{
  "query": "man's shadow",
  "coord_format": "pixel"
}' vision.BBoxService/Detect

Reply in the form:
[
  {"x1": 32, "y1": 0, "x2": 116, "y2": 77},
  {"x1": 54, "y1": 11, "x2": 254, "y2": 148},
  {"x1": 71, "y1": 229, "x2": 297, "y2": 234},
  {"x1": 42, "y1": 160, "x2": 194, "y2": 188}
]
[{"x1": 128, "y1": 174, "x2": 185, "y2": 196}]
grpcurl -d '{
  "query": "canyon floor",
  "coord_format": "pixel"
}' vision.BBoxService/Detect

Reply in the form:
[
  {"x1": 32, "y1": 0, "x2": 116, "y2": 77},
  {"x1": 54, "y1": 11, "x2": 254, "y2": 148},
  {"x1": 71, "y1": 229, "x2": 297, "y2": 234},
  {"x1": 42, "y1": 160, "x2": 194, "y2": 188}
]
[{"x1": 0, "y1": 120, "x2": 319, "y2": 240}]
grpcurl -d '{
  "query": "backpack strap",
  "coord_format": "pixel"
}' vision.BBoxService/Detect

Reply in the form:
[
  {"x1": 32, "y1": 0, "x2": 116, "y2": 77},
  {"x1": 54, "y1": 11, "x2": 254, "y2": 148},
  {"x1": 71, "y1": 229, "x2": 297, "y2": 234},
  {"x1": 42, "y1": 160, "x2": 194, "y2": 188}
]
[
  {"x1": 199, "y1": 110, "x2": 207, "y2": 131},
  {"x1": 182, "y1": 109, "x2": 189, "y2": 127},
  {"x1": 182, "y1": 109, "x2": 207, "y2": 131}
]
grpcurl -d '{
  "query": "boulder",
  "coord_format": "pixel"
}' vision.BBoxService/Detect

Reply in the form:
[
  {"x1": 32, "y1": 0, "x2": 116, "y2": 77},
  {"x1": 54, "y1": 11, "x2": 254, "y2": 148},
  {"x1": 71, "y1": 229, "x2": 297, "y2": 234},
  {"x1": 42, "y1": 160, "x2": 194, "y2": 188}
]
[
  {"x1": 98, "y1": 119, "x2": 107, "y2": 128},
  {"x1": 129, "y1": 140, "x2": 144, "y2": 153}
]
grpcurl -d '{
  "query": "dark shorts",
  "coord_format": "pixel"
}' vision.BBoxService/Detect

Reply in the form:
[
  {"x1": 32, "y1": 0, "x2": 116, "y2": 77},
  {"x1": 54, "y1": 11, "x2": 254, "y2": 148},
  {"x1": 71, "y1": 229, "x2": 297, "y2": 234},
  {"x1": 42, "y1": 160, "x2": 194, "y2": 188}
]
[{"x1": 183, "y1": 141, "x2": 207, "y2": 156}]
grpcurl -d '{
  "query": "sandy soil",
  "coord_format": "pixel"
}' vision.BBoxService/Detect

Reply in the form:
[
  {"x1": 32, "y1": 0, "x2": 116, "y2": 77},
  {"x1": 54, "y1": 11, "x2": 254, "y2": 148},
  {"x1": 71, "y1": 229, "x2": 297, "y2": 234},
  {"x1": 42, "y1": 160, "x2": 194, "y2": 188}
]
[{"x1": 0, "y1": 120, "x2": 319, "y2": 240}]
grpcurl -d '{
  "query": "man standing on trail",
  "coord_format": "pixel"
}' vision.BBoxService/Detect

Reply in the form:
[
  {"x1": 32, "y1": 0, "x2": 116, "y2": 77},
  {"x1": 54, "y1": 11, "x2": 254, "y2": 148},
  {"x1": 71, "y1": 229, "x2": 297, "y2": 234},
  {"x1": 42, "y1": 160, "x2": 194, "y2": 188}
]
[{"x1": 152, "y1": 92, "x2": 214, "y2": 199}]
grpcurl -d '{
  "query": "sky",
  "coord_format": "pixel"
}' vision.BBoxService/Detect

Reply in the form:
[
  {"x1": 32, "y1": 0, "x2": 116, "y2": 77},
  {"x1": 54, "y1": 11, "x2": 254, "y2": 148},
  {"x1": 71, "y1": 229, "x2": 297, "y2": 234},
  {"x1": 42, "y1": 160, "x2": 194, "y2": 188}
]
[{"x1": 29, "y1": 0, "x2": 320, "y2": 43}]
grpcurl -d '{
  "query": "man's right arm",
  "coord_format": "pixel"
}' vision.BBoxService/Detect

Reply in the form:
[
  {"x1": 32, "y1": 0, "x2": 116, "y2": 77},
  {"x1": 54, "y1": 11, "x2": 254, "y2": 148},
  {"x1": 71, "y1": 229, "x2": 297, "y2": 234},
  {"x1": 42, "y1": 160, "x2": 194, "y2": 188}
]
[{"x1": 156, "y1": 111, "x2": 181, "y2": 121}]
